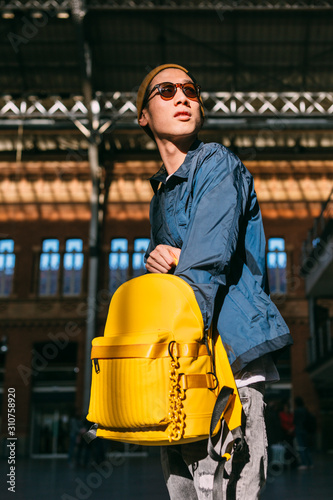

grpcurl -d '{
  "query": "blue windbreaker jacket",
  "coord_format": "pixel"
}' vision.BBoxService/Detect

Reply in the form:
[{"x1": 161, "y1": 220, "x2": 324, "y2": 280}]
[{"x1": 146, "y1": 140, "x2": 292, "y2": 372}]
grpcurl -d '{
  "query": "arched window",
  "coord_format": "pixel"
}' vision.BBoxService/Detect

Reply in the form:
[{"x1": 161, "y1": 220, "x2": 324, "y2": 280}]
[
  {"x1": 63, "y1": 239, "x2": 84, "y2": 296},
  {"x1": 132, "y1": 238, "x2": 150, "y2": 278},
  {"x1": 39, "y1": 239, "x2": 60, "y2": 296},
  {"x1": 0, "y1": 239, "x2": 15, "y2": 297},
  {"x1": 267, "y1": 237, "x2": 287, "y2": 294},
  {"x1": 109, "y1": 238, "x2": 129, "y2": 294}
]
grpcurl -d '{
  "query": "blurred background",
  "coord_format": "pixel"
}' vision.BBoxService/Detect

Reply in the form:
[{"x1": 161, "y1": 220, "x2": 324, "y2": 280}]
[{"x1": 0, "y1": 0, "x2": 333, "y2": 496}]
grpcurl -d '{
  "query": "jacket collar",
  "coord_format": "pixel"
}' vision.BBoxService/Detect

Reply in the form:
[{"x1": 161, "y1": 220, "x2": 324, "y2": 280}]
[{"x1": 149, "y1": 139, "x2": 204, "y2": 193}]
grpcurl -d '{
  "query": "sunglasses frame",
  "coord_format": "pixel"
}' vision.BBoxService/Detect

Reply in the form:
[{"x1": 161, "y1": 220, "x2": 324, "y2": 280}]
[{"x1": 144, "y1": 82, "x2": 201, "y2": 106}]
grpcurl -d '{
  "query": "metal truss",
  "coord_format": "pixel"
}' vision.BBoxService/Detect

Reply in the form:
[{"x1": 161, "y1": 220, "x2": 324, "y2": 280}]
[
  {"x1": 1, "y1": 0, "x2": 333, "y2": 11},
  {"x1": 202, "y1": 91, "x2": 333, "y2": 117},
  {"x1": 1, "y1": 92, "x2": 333, "y2": 129},
  {"x1": 0, "y1": 0, "x2": 70, "y2": 11}
]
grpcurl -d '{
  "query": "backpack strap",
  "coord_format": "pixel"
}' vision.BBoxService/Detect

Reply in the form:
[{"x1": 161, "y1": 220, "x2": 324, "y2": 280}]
[
  {"x1": 208, "y1": 386, "x2": 244, "y2": 500},
  {"x1": 84, "y1": 423, "x2": 98, "y2": 444}
]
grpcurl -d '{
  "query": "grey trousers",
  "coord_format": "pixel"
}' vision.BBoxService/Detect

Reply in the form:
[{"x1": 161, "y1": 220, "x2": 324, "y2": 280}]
[{"x1": 160, "y1": 385, "x2": 267, "y2": 500}]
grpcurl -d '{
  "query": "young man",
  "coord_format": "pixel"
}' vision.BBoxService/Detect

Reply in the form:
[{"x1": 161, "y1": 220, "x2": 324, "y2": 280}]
[{"x1": 137, "y1": 64, "x2": 292, "y2": 499}]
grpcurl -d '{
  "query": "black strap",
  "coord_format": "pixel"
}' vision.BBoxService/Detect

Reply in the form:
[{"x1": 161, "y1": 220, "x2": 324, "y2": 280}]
[
  {"x1": 208, "y1": 386, "x2": 244, "y2": 500},
  {"x1": 230, "y1": 426, "x2": 244, "y2": 454},
  {"x1": 213, "y1": 459, "x2": 227, "y2": 500},
  {"x1": 208, "y1": 386, "x2": 234, "y2": 462},
  {"x1": 83, "y1": 423, "x2": 98, "y2": 444},
  {"x1": 212, "y1": 427, "x2": 244, "y2": 500}
]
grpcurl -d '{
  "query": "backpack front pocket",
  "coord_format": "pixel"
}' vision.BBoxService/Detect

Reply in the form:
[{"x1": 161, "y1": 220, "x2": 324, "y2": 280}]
[{"x1": 88, "y1": 352, "x2": 171, "y2": 429}]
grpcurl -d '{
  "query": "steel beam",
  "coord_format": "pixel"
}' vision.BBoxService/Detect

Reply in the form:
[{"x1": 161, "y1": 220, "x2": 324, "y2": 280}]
[
  {"x1": 69, "y1": 0, "x2": 105, "y2": 415},
  {"x1": 85, "y1": 139, "x2": 102, "y2": 415}
]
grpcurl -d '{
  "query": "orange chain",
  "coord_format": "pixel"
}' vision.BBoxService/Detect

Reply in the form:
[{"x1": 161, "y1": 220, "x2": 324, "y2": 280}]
[{"x1": 167, "y1": 356, "x2": 185, "y2": 442}]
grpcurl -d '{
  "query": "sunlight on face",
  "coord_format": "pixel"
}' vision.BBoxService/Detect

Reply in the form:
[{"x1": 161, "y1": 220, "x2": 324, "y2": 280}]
[{"x1": 140, "y1": 68, "x2": 203, "y2": 142}]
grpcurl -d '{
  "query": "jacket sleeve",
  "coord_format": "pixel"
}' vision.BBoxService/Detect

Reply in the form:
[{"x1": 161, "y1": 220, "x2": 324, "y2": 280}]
[{"x1": 174, "y1": 154, "x2": 250, "y2": 330}]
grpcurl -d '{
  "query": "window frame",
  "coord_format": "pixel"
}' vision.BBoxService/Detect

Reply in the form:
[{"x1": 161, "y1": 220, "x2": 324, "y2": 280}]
[
  {"x1": 0, "y1": 239, "x2": 16, "y2": 298},
  {"x1": 62, "y1": 238, "x2": 84, "y2": 297},
  {"x1": 267, "y1": 237, "x2": 288, "y2": 295}
]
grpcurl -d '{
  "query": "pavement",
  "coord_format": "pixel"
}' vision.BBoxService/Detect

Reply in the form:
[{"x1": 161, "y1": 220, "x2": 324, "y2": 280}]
[{"x1": 1, "y1": 451, "x2": 332, "y2": 500}]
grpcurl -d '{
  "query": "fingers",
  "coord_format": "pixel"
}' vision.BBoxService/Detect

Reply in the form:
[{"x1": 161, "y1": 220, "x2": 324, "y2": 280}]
[
  {"x1": 170, "y1": 247, "x2": 181, "y2": 265},
  {"x1": 145, "y1": 245, "x2": 181, "y2": 274},
  {"x1": 146, "y1": 259, "x2": 169, "y2": 274}
]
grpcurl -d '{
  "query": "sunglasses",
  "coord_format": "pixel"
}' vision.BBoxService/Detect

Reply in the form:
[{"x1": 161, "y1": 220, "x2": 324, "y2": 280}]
[{"x1": 145, "y1": 82, "x2": 201, "y2": 104}]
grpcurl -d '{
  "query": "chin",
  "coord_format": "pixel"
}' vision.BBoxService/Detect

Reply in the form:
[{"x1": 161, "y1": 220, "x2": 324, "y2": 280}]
[{"x1": 174, "y1": 122, "x2": 199, "y2": 134}]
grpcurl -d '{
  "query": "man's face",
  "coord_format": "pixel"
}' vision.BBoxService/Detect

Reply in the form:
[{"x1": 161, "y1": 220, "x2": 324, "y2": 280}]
[{"x1": 139, "y1": 68, "x2": 203, "y2": 142}]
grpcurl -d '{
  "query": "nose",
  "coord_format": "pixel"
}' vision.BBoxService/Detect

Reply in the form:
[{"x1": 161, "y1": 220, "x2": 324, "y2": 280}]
[{"x1": 174, "y1": 87, "x2": 189, "y2": 105}]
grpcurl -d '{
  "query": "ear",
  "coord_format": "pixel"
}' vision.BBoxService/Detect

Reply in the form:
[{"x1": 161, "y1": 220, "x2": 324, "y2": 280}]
[{"x1": 138, "y1": 109, "x2": 149, "y2": 127}]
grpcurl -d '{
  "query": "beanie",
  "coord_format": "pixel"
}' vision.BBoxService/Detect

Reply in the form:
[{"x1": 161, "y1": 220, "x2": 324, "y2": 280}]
[{"x1": 136, "y1": 63, "x2": 205, "y2": 122}]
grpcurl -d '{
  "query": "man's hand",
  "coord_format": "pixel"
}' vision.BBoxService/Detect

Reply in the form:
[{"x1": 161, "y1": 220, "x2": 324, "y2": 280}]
[{"x1": 145, "y1": 245, "x2": 181, "y2": 274}]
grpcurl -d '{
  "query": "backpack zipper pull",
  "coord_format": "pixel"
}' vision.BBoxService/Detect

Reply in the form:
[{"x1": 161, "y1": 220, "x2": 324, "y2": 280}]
[{"x1": 93, "y1": 359, "x2": 100, "y2": 374}]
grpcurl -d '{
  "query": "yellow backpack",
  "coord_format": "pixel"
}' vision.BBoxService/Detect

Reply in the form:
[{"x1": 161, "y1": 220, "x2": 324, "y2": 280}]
[{"x1": 86, "y1": 274, "x2": 243, "y2": 461}]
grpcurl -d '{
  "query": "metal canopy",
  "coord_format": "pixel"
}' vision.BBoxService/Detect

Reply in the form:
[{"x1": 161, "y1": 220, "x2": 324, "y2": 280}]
[
  {"x1": 2, "y1": 4, "x2": 333, "y2": 94},
  {"x1": 1, "y1": 1, "x2": 333, "y2": 136}
]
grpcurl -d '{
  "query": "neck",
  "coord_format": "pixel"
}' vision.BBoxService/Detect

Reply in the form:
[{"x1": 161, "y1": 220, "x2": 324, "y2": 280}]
[{"x1": 155, "y1": 136, "x2": 197, "y2": 175}]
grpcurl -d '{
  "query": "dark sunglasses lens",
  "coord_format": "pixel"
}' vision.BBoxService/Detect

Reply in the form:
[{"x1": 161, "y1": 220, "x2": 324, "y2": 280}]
[
  {"x1": 160, "y1": 84, "x2": 176, "y2": 98},
  {"x1": 183, "y1": 84, "x2": 198, "y2": 98}
]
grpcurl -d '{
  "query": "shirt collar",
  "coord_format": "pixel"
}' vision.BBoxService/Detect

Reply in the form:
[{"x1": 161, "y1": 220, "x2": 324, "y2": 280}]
[{"x1": 149, "y1": 139, "x2": 203, "y2": 193}]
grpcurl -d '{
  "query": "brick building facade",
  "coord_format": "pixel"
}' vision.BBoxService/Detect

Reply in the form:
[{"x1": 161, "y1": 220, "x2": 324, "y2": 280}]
[{"x1": 1, "y1": 155, "x2": 332, "y2": 457}]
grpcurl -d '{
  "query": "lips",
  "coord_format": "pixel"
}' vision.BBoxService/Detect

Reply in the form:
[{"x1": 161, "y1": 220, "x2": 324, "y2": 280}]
[{"x1": 174, "y1": 111, "x2": 191, "y2": 118}]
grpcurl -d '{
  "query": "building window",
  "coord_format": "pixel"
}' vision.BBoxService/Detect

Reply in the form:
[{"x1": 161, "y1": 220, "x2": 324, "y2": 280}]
[
  {"x1": 0, "y1": 239, "x2": 15, "y2": 297},
  {"x1": 63, "y1": 239, "x2": 84, "y2": 296},
  {"x1": 267, "y1": 237, "x2": 287, "y2": 294},
  {"x1": 32, "y1": 341, "x2": 78, "y2": 387},
  {"x1": 30, "y1": 341, "x2": 78, "y2": 456},
  {"x1": 109, "y1": 238, "x2": 129, "y2": 294},
  {"x1": 132, "y1": 238, "x2": 150, "y2": 278},
  {"x1": 39, "y1": 239, "x2": 60, "y2": 296},
  {"x1": 0, "y1": 335, "x2": 8, "y2": 387}
]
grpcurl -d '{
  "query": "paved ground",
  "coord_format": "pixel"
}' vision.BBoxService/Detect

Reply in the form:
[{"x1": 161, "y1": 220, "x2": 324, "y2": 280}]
[
  {"x1": 1, "y1": 451, "x2": 332, "y2": 500},
  {"x1": 261, "y1": 452, "x2": 333, "y2": 500}
]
